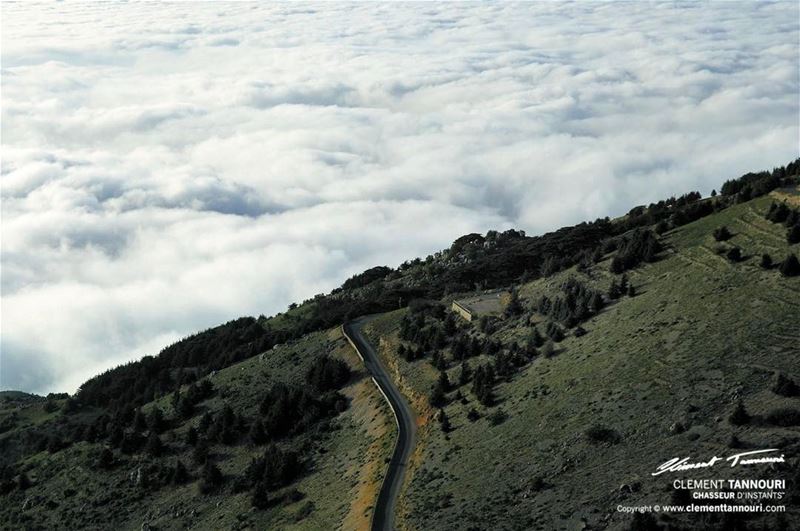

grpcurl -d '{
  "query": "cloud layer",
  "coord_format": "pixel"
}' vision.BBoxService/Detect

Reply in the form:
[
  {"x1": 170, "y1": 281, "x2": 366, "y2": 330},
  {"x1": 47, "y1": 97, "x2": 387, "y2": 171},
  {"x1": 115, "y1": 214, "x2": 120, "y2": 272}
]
[{"x1": 2, "y1": 2, "x2": 798, "y2": 394}]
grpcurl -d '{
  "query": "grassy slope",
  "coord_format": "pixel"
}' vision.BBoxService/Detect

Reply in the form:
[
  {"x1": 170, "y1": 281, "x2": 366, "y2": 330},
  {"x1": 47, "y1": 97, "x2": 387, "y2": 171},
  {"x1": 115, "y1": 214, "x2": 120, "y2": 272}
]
[
  {"x1": 364, "y1": 193, "x2": 800, "y2": 530},
  {"x1": 1, "y1": 328, "x2": 395, "y2": 531}
]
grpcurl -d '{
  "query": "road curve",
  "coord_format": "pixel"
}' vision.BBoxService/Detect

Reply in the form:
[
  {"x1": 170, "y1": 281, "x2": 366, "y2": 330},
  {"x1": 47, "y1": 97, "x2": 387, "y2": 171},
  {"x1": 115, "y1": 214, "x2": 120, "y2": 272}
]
[{"x1": 342, "y1": 316, "x2": 417, "y2": 531}]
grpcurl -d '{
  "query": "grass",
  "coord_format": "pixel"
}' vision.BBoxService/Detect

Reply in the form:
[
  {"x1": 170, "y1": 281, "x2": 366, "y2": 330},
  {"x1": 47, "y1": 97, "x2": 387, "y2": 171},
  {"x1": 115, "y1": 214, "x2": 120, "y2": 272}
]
[{"x1": 363, "y1": 193, "x2": 800, "y2": 530}]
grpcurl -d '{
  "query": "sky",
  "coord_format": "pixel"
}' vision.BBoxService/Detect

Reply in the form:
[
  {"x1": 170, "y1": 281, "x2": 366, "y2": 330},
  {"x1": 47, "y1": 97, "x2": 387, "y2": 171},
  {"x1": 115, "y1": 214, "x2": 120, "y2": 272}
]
[{"x1": 1, "y1": 2, "x2": 798, "y2": 395}]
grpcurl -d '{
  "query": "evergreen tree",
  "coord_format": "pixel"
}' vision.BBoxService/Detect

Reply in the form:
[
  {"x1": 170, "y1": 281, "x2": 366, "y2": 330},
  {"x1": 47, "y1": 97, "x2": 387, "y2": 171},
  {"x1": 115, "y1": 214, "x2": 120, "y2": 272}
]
[
  {"x1": 199, "y1": 460, "x2": 223, "y2": 494},
  {"x1": 780, "y1": 254, "x2": 800, "y2": 277},
  {"x1": 249, "y1": 419, "x2": 268, "y2": 446},
  {"x1": 172, "y1": 459, "x2": 189, "y2": 485},
  {"x1": 788, "y1": 224, "x2": 800, "y2": 244},
  {"x1": 251, "y1": 481, "x2": 271, "y2": 509},
  {"x1": 459, "y1": 361, "x2": 472, "y2": 386},
  {"x1": 147, "y1": 407, "x2": 165, "y2": 434},
  {"x1": 17, "y1": 472, "x2": 31, "y2": 491},
  {"x1": 185, "y1": 426, "x2": 198, "y2": 447},
  {"x1": 773, "y1": 374, "x2": 800, "y2": 397},
  {"x1": 760, "y1": 253, "x2": 773, "y2": 269},
  {"x1": 193, "y1": 438, "x2": 209, "y2": 464},
  {"x1": 438, "y1": 409, "x2": 451, "y2": 433},
  {"x1": 504, "y1": 290, "x2": 523, "y2": 317},
  {"x1": 728, "y1": 400, "x2": 750, "y2": 426},
  {"x1": 726, "y1": 247, "x2": 742, "y2": 263},
  {"x1": 133, "y1": 409, "x2": 147, "y2": 432},
  {"x1": 96, "y1": 447, "x2": 114, "y2": 469},
  {"x1": 146, "y1": 432, "x2": 163, "y2": 457},
  {"x1": 713, "y1": 226, "x2": 732, "y2": 241}
]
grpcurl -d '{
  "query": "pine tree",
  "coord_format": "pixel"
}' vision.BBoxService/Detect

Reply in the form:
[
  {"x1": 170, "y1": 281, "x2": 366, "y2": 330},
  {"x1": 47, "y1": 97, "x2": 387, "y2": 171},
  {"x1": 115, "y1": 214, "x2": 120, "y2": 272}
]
[
  {"x1": 193, "y1": 438, "x2": 209, "y2": 464},
  {"x1": 146, "y1": 432, "x2": 163, "y2": 457},
  {"x1": 172, "y1": 459, "x2": 190, "y2": 485},
  {"x1": 760, "y1": 253, "x2": 773, "y2": 269},
  {"x1": 199, "y1": 460, "x2": 223, "y2": 494},
  {"x1": 780, "y1": 254, "x2": 800, "y2": 277},
  {"x1": 728, "y1": 400, "x2": 750, "y2": 426},
  {"x1": 185, "y1": 426, "x2": 198, "y2": 447},
  {"x1": 249, "y1": 419, "x2": 267, "y2": 446},
  {"x1": 147, "y1": 407, "x2": 165, "y2": 434},
  {"x1": 459, "y1": 361, "x2": 472, "y2": 386},
  {"x1": 788, "y1": 224, "x2": 800, "y2": 245},
  {"x1": 133, "y1": 409, "x2": 146, "y2": 432},
  {"x1": 96, "y1": 447, "x2": 114, "y2": 469},
  {"x1": 251, "y1": 481, "x2": 271, "y2": 509},
  {"x1": 438, "y1": 409, "x2": 451, "y2": 433}
]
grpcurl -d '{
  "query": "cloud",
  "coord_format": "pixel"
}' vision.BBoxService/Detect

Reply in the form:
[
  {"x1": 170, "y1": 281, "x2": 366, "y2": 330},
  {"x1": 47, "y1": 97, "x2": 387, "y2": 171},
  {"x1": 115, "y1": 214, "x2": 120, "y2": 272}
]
[{"x1": 1, "y1": 2, "x2": 798, "y2": 394}]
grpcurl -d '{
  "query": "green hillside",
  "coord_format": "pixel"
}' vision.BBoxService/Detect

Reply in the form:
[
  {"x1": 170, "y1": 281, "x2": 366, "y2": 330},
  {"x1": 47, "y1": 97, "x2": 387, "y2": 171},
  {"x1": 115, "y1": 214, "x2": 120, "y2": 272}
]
[
  {"x1": 0, "y1": 329, "x2": 394, "y2": 531},
  {"x1": 363, "y1": 191, "x2": 800, "y2": 530}
]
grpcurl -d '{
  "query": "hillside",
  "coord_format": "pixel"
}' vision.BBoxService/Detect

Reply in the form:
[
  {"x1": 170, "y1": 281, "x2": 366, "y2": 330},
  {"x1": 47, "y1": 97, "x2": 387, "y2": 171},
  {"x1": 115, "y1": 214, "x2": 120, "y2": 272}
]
[
  {"x1": 0, "y1": 329, "x2": 395, "y2": 530},
  {"x1": 1, "y1": 160, "x2": 799, "y2": 530},
  {"x1": 362, "y1": 190, "x2": 800, "y2": 530}
]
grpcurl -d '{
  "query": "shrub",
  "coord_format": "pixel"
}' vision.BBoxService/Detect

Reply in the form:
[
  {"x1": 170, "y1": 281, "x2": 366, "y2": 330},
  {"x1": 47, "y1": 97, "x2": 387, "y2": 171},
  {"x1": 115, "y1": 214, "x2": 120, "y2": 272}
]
[
  {"x1": 760, "y1": 253, "x2": 773, "y2": 269},
  {"x1": 713, "y1": 226, "x2": 732, "y2": 241},
  {"x1": 726, "y1": 247, "x2": 742, "y2": 263},
  {"x1": 467, "y1": 408, "x2": 480, "y2": 422},
  {"x1": 773, "y1": 374, "x2": 800, "y2": 397},
  {"x1": 541, "y1": 341, "x2": 555, "y2": 358},
  {"x1": 728, "y1": 401, "x2": 750, "y2": 426},
  {"x1": 585, "y1": 424, "x2": 620, "y2": 444},
  {"x1": 488, "y1": 409, "x2": 507, "y2": 426}
]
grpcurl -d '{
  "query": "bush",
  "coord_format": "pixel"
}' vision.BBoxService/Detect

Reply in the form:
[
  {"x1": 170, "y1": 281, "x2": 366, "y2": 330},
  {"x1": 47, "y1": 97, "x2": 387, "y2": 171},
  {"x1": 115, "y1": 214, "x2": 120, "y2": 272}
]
[
  {"x1": 541, "y1": 341, "x2": 555, "y2": 358},
  {"x1": 713, "y1": 226, "x2": 732, "y2": 241},
  {"x1": 760, "y1": 253, "x2": 773, "y2": 269},
  {"x1": 488, "y1": 409, "x2": 507, "y2": 426},
  {"x1": 765, "y1": 408, "x2": 800, "y2": 427},
  {"x1": 726, "y1": 247, "x2": 742, "y2": 263},
  {"x1": 773, "y1": 374, "x2": 800, "y2": 397},
  {"x1": 728, "y1": 401, "x2": 750, "y2": 426},
  {"x1": 585, "y1": 424, "x2": 620, "y2": 444}
]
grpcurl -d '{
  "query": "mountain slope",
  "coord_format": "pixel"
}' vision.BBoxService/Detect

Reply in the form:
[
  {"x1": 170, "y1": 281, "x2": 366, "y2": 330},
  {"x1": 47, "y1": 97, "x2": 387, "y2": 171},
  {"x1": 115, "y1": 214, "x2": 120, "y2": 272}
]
[
  {"x1": 361, "y1": 191, "x2": 800, "y2": 530},
  {"x1": 0, "y1": 329, "x2": 395, "y2": 530}
]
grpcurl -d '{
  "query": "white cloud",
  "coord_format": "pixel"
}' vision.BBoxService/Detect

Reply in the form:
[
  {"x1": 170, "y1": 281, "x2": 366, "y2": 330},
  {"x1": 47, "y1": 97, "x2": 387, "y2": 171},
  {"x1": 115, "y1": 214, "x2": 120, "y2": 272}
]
[{"x1": 1, "y1": 2, "x2": 798, "y2": 394}]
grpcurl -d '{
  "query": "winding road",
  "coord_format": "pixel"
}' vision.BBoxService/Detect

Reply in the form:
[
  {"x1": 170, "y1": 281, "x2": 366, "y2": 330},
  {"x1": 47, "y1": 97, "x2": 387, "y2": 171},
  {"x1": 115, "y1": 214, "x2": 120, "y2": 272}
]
[{"x1": 343, "y1": 317, "x2": 417, "y2": 531}]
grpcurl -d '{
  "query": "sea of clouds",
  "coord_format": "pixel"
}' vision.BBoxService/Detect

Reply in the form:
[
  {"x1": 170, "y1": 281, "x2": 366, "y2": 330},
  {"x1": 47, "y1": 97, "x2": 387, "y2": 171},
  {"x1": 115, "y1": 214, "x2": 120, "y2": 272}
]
[{"x1": 1, "y1": 2, "x2": 798, "y2": 394}]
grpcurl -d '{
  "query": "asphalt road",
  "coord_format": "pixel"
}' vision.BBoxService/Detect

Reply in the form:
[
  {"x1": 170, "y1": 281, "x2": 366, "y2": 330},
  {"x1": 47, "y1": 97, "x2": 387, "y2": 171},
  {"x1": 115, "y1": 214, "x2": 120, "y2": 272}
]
[{"x1": 343, "y1": 317, "x2": 417, "y2": 531}]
